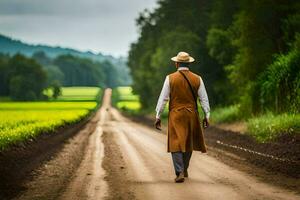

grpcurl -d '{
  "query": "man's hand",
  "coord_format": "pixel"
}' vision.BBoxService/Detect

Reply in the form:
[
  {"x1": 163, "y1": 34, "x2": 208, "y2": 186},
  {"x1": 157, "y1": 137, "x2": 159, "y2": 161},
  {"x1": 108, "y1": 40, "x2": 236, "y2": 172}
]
[
  {"x1": 155, "y1": 118, "x2": 161, "y2": 130},
  {"x1": 203, "y1": 118, "x2": 210, "y2": 129}
]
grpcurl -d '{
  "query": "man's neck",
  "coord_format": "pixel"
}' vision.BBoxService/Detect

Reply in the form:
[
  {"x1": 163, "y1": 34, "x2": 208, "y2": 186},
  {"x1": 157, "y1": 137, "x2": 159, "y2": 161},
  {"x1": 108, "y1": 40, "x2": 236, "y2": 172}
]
[{"x1": 178, "y1": 67, "x2": 189, "y2": 71}]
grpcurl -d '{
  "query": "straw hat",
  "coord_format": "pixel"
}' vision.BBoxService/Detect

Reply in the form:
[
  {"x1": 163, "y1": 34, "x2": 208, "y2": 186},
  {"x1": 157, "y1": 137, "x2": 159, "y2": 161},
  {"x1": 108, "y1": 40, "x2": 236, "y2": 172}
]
[{"x1": 171, "y1": 51, "x2": 195, "y2": 63}]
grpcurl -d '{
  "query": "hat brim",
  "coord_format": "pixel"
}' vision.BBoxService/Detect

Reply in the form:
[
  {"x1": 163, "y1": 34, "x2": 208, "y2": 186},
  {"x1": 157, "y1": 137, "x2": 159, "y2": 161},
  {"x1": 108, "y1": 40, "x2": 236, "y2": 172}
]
[{"x1": 171, "y1": 56, "x2": 195, "y2": 63}]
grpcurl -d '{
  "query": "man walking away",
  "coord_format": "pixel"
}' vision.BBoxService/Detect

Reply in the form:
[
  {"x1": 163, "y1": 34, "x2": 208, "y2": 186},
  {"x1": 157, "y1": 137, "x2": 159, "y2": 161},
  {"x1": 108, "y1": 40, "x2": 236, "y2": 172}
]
[{"x1": 154, "y1": 51, "x2": 210, "y2": 183}]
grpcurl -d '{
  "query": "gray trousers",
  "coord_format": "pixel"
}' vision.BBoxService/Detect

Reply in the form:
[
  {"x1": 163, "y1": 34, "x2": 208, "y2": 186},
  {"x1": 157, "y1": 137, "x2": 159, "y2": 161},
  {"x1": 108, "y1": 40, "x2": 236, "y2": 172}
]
[{"x1": 171, "y1": 151, "x2": 192, "y2": 175}]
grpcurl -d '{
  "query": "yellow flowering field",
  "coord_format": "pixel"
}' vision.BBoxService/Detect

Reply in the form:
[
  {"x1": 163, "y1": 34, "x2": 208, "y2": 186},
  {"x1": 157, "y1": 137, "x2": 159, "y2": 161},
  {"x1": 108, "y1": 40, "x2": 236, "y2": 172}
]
[{"x1": 0, "y1": 102, "x2": 97, "y2": 150}]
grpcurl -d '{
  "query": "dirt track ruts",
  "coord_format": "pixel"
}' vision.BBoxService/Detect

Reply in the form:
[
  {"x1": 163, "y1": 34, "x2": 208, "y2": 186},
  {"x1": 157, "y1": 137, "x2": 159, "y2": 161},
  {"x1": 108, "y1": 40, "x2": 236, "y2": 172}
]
[
  {"x1": 2, "y1": 88, "x2": 300, "y2": 200},
  {"x1": 102, "y1": 106, "x2": 300, "y2": 200}
]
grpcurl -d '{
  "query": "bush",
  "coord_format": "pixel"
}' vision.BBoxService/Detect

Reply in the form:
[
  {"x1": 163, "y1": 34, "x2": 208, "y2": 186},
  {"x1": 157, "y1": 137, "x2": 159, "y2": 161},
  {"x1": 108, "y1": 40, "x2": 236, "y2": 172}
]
[
  {"x1": 211, "y1": 104, "x2": 241, "y2": 123},
  {"x1": 257, "y1": 36, "x2": 300, "y2": 113},
  {"x1": 51, "y1": 80, "x2": 62, "y2": 99}
]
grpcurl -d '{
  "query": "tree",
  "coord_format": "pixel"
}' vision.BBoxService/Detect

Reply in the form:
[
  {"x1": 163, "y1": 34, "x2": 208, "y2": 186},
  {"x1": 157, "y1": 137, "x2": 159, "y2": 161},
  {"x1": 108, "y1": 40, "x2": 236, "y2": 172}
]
[
  {"x1": 128, "y1": 0, "x2": 300, "y2": 114},
  {"x1": 51, "y1": 80, "x2": 62, "y2": 99},
  {"x1": 206, "y1": 28, "x2": 235, "y2": 66},
  {"x1": 9, "y1": 75, "x2": 37, "y2": 101},
  {"x1": 128, "y1": 0, "x2": 218, "y2": 109},
  {"x1": 32, "y1": 51, "x2": 52, "y2": 66},
  {"x1": 44, "y1": 65, "x2": 64, "y2": 86},
  {"x1": 8, "y1": 54, "x2": 47, "y2": 100},
  {"x1": 258, "y1": 35, "x2": 300, "y2": 113},
  {"x1": 54, "y1": 54, "x2": 105, "y2": 87},
  {"x1": 0, "y1": 53, "x2": 10, "y2": 95}
]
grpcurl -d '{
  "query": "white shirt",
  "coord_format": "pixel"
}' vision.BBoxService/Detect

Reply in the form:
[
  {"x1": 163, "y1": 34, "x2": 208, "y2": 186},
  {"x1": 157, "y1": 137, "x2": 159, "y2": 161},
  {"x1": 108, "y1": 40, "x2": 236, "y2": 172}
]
[{"x1": 155, "y1": 67, "x2": 210, "y2": 119}]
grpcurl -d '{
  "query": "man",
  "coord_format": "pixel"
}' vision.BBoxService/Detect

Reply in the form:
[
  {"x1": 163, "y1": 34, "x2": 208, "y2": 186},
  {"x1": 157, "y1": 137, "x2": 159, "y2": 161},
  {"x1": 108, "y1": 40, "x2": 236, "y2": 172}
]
[{"x1": 155, "y1": 51, "x2": 210, "y2": 183}]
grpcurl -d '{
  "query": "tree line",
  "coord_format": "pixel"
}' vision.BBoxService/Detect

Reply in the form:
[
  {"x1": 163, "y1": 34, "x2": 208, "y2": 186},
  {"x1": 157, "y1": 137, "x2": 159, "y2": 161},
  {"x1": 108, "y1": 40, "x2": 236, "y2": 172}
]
[
  {"x1": 0, "y1": 51, "x2": 126, "y2": 100},
  {"x1": 128, "y1": 0, "x2": 300, "y2": 115}
]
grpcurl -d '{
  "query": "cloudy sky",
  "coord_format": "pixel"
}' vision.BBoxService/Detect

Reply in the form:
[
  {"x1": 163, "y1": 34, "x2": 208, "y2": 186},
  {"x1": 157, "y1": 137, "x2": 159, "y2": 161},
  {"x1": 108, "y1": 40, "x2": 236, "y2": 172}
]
[{"x1": 0, "y1": 0, "x2": 157, "y2": 57}]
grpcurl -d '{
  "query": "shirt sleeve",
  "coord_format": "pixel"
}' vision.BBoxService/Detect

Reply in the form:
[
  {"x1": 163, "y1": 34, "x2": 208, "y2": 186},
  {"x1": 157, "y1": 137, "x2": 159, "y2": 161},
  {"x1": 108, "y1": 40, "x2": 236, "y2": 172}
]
[
  {"x1": 155, "y1": 76, "x2": 170, "y2": 119},
  {"x1": 198, "y1": 77, "x2": 210, "y2": 118}
]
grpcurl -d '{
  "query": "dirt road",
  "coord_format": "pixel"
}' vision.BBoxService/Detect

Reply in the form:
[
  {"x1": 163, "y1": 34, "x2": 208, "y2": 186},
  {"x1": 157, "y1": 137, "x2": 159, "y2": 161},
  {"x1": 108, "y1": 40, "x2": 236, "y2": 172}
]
[{"x1": 10, "y1": 88, "x2": 300, "y2": 200}]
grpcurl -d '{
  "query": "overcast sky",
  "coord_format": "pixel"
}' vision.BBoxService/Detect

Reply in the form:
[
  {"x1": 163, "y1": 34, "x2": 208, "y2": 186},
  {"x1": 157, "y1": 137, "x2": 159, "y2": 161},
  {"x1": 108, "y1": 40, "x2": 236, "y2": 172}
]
[{"x1": 0, "y1": 0, "x2": 157, "y2": 57}]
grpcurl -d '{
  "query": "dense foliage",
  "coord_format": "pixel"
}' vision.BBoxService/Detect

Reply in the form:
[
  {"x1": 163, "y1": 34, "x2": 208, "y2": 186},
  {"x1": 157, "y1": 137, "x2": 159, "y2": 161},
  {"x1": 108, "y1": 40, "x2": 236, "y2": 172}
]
[
  {"x1": 34, "y1": 51, "x2": 124, "y2": 88},
  {"x1": 0, "y1": 51, "x2": 128, "y2": 100},
  {"x1": 0, "y1": 34, "x2": 132, "y2": 87},
  {"x1": 128, "y1": 0, "x2": 300, "y2": 115},
  {"x1": 258, "y1": 36, "x2": 300, "y2": 113},
  {"x1": 0, "y1": 54, "x2": 47, "y2": 100}
]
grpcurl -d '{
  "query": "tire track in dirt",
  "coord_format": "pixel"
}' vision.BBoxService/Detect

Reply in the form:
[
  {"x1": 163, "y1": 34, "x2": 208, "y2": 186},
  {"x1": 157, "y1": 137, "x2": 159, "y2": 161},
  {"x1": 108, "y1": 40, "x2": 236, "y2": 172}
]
[
  {"x1": 6, "y1": 89, "x2": 112, "y2": 200},
  {"x1": 101, "y1": 107, "x2": 300, "y2": 200},
  {"x1": 4, "y1": 88, "x2": 300, "y2": 200}
]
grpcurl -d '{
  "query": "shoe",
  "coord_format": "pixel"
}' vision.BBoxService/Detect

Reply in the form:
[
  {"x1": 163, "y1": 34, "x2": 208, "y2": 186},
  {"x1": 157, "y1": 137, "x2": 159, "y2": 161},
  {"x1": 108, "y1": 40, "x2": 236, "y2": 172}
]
[
  {"x1": 184, "y1": 170, "x2": 188, "y2": 178},
  {"x1": 174, "y1": 172, "x2": 185, "y2": 183}
]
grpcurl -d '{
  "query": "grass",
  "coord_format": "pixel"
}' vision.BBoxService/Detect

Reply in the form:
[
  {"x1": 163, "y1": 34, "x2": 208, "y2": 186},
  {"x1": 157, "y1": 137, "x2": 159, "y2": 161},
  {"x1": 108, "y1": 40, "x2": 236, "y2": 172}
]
[
  {"x1": 0, "y1": 87, "x2": 101, "y2": 150},
  {"x1": 211, "y1": 104, "x2": 300, "y2": 142},
  {"x1": 247, "y1": 113, "x2": 300, "y2": 142}
]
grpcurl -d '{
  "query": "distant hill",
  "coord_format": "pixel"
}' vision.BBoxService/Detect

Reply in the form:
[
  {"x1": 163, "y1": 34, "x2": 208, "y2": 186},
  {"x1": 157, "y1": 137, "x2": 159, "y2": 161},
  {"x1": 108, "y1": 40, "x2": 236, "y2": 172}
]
[
  {"x1": 1, "y1": 34, "x2": 110, "y2": 61},
  {"x1": 0, "y1": 34, "x2": 131, "y2": 85}
]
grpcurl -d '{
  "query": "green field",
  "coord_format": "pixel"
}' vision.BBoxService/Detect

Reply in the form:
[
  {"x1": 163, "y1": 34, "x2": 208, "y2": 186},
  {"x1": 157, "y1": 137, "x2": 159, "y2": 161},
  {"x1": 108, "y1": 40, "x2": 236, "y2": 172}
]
[
  {"x1": 113, "y1": 87, "x2": 141, "y2": 112},
  {"x1": 112, "y1": 86, "x2": 171, "y2": 124},
  {"x1": 0, "y1": 87, "x2": 101, "y2": 150},
  {"x1": 44, "y1": 87, "x2": 101, "y2": 101}
]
